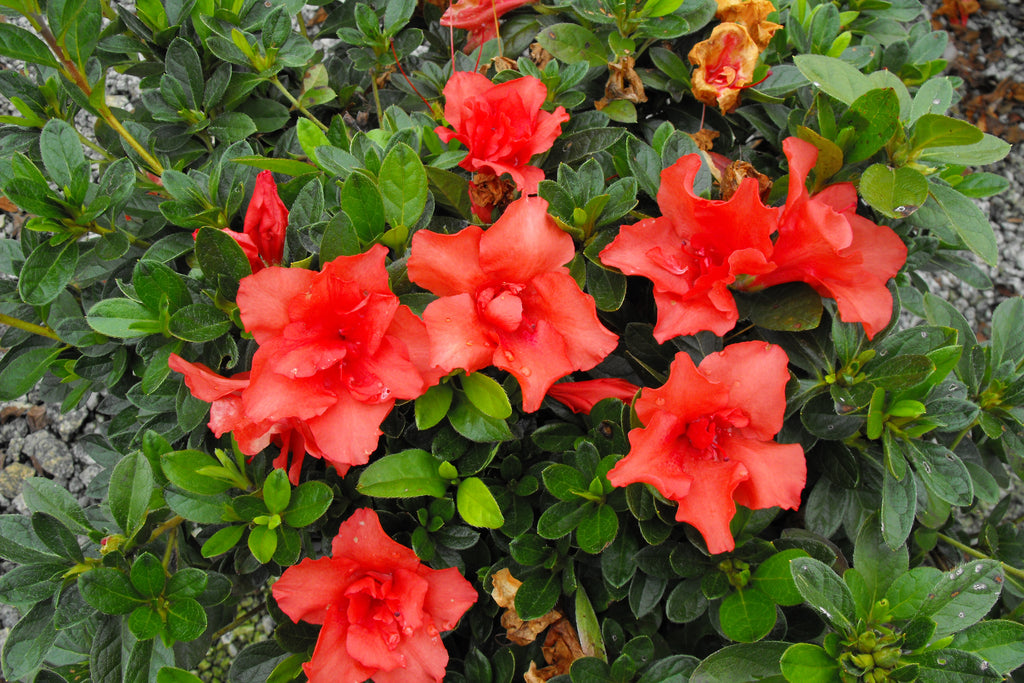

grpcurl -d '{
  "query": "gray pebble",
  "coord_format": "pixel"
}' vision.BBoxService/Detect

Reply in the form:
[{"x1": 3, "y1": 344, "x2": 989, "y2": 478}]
[
  {"x1": 22, "y1": 431, "x2": 74, "y2": 479},
  {"x1": 54, "y1": 406, "x2": 89, "y2": 441},
  {"x1": 0, "y1": 463, "x2": 35, "y2": 500}
]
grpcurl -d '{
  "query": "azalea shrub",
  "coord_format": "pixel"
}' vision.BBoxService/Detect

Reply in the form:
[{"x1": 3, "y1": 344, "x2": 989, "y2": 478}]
[{"x1": 1, "y1": 0, "x2": 1024, "y2": 681}]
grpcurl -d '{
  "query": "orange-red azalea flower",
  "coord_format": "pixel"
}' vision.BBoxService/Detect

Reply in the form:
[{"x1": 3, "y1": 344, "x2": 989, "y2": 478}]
[
  {"x1": 748, "y1": 138, "x2": 908, "y2": 339},
  {"x1": 408, "y1": 197, "x2": 618, "y2": 412},
  {"x1": 547, "y1": 378, "x2": 639, "y2": 414},
  {"x1": 435, "y1": 72, "x2": 568, "y2": 220},
  {"x1": 689, "y1": 22, "x2": 761, "y2": 113},
  {"x1": 599, "y1": 154, "x2": 778, "y2": 341},
  {"x1": 167, "y1": 355, "x2": 322, "y2": 484},
  {"x1": 272, "y1": 508, "x2": 478, "y2": 683},
  {"x1": 606, "y1": 342, "x2": 806, "y2": 554},
  {"x1": 440, "y1": 0, "x2": 534, "y2": 53},
  {"x1": 233, "y1": 245, "x2": 439, "y2": 475}
]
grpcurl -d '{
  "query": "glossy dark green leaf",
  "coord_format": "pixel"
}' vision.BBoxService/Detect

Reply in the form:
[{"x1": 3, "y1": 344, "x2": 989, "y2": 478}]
[
  {"x1": 357, "y1": 449, "x2": 447, "y2": 498},
  {"x1": 719, "y1": 588, "x2": 777, "y2": 643},
  {"x1": 18, "y1": 239, "x2": 79, "y2": 306},
  {"x1": 379, "y1": 142, "x2": 427, "y2": 230},
  {"x1": 915, "y1": 560, "x2": 1003, "y2": 638},
  {"x1": 22, "y1": 477, "x2": 93, "y2": 536},
  {"x1": 283, "y1": 481, "x2": 334, "y2": 527},
  {"x1": 0, "y1": 23, "x2": 60, "y2": 68},
  {"x1": 779, "y1": 643, "x2": 840, "y2": 683},
  {"x1": 689, "y1": 641, "x2": 788, "y2": 682},
  {"x1": 535, "y1": 23, "x2": 606, "y2": 66},
  {"x1": 1, "y1": 600, "x2": 57, "y2": 681},
  {"x1": 194, "y1": 226, "x2": 253, "y2": 299},
  {"x1": 79, "y1": 568, "x2": 143, "y2": 615},
  {"x1": 165, "y1": 597, "x2": 206, "y2": 641},
  {"x1": 108, "y1": 451, "x2": 153, "y2": 535},
  {"x1": 576, "y1": 504, "x2": 618, "y2": 554},
  {"x1": 168, "y1": 303, "x2": 232, "y2": 342},
  {"x1": 161, "y1": 450, "x2": 233, "y2": 495},
  {"x1": 449, "y1": 397, "x2": 513, "y2": 442},
  {"x1": 514, "y1": 572, "x2": 560, "y2": 621},
  {"x1": 129, "y1": 553, "x2": 166, "y2": 599},
  {"x1": 789, "y1": 557, "x2": 856, "y2": 631}
]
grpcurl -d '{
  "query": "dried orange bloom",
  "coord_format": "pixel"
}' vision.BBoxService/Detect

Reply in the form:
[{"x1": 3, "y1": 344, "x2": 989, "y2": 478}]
[
  {"x1": 689, "y1": 22, "x2": 761, "y2": 113},
  {"x1": 715, "y1": 0, "x2": 782, "y2": 48}
]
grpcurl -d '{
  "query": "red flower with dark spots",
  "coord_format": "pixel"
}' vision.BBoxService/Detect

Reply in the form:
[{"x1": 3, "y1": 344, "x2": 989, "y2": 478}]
[
  {"x1": 600, "y1": 154, "x2": 778, "y2": 341},
  {"x1": 272, "y1": 508, "x2": 477, "y2": 683},
  {"x1": 606, "y1": 342, "x2": 805, "y2": 554},
  {"x1": 748, "y1": 137, "x2": 908, "y2": 339},
  {"x1": 408, "y1": 197, "x2": 618, "y2": 412}
]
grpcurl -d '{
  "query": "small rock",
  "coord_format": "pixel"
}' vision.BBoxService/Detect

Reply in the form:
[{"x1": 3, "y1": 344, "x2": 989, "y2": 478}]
[
  {"x1": 0, "y1": 463, "x2": 34, "y2": 499},
  {"x1": 11, "y1": 492, "x2": 30, "y2": 515},
  {"x1": 22, "y1": 431, "x2": 74, "y2": 479},
  {"x1": 25, "y1": 405, "x2": 48, "y2": 431},
  {"x1": 5, "y1": 435, "x2": 24, "y2": 459},
  {"x1": 0, "y1": 418, "x2": 28, "y2": 443},
  {"x1": 53, "y1": 405, "x2": 89, "y2": 440}
]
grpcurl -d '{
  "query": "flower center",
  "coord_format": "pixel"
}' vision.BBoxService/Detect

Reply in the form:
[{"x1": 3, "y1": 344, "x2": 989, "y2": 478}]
[
  {"x1": 477, "y1": 283, "x2": 525, "y2": 332},
  {"x1": 344, "y1": 571, "x2": 411, "y2": 648},
  {"x1": 680, "y1": 409, "x2": 745, "y2": 460}
]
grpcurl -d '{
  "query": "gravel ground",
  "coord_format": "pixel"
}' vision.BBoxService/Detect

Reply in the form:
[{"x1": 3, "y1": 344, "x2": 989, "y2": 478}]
[{"x1": 0, "y1": 0, "x2": 1022, "y2": 661}]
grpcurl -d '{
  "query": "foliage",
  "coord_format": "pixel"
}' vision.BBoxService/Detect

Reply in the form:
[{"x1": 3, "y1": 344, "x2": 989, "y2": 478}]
[{"x1": 0, "y1": 0, "x2": 1021, "y2": 681}]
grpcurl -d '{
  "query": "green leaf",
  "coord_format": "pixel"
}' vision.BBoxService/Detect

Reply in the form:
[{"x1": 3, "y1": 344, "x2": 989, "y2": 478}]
[
  {"x1": 689, "y1": 641, "x2": 788, "y2": 682},
  {"x1": 753, "y1": 549, "x2": 809, "y2": 606},
  {"x1": 161, "y1": 450, "x2": 233, "y2": 495},
  {"x1": 917, "y1": 133, "x2": 1010, "y2": 165},
  {"x1": 915, "y1": 560, "x2": 1003, "y2": 638},
  {"x1": 86, "y1": 298, "x2": 161, "y2": 338},
  {"x1": 789, "y1": 557, "x2": 856, "y2": 632},
  {"x1": 0, "y1": 516, "x2": 61, "y2": 565},
  {"x1": 341, "y1": 172, "x2": 385, "y2": 243},
  {"x1": 31, "y1": 513, "x2": 83, "y2": 562},
  {"x1": 905, "y1": 440, "x2": 973, "y2": 506},
  {"x1": 461, "y1": 372, "x2": 513, "y2": 420},
  {"x1": 248, "y1": 524, "x2": 278, "y2": 564},
  {"x1": 576, "y1": 504, "x2": 618, "y2": 554},
  {"x1": 262, "y1": 469, "x2": 291, "y2": 513},
  {"x1": 130, "y1": 553, "x2": 166, "y2": 599},
  {"x1": 40, "y1": 118, "x2": 87, "y2": 198},
  {"x1": 201, "y1": 525, "x2": 246, "y2": 558},
  {"x1": 22, "y1": 477, "x2": 94, "y2": 535},
  {"x1": 867, "y1": 354, "x2": 934, "y2": 391},
  {"x1": 168, "y1": 303, "x2": 232, "y2": 342},
  {"x1": 551, "y1": 128, "x2": 625, "y2": 163},
  {"x1": 537, "y1": 500, "x2": 591, "y2": 540},
  {"x1": 536, "y1": 23, "x2": 607, "y2": 66},
  {"x1": 514, "y1": 572, "x2": 560, "y2": 621},
  {"x1": 283, "y1": 481, "x2": 334, "y2": 527},
  {"x1": 18, "y1": 239, "x2": 79, "y2": 306},
  {"x1": 109, "y1": 451, "x2": 154, "y2": 535},
  {"x1": 859, "y1": 164, "x2": 929, "y2": 219},
  {"x1": 794, "y1": 54, "x2": 871, "y2": 105},
  {"x1": 626, "y1": 136, "x2": 663, "y2": 199},
  {"x1": 742, "y1": 282, "x2": 823, "y2": 332},
  {"x1": 586, "y1": 259, "x2": 627, "y2": 312},
  {"x1": 456, "y1": 477, "x2": 504, "y2": 528},
  {"x1": 0, "y1": 24, "x2": 60, "y2": 68},
  {"x1": 449, "y1": 396, "x2": 513, "y2": 442},
  {"x1": 164, "y1": 488, "x2": 230, "y2": 524},
  {"x1": 415, "y1": 383, "x2": 453, "y2": 430},
  {"x1": 209, "y1": 112, "x2": 257, "y2": 142},
  {"x1": 232, "y1": 155, "x2": 317, "y2": 177},
  {"x1": 601, "y1": 527, "x2": 639, "y2": 588},
  {"x1": 357, "y1": 449, "x2": 447, "y2": 498},
  {"x1": 194, "y1": 226, "x2": 253, "y2": 299},
  {"x1": 166, "y1": 568, "x2": 208, "y2": 601},
  {"x1": 881, "y1": 466, "x2": 917, "y2": 549},
  {"x1": 165, "y1": 597, "x2": 206, "y2": 641},
  {"x1": 157, "y1": 668, "x2": 205, "y2": 683},
  {"x1": 575, "y1": 585, "x2": 606, "y2": 661},
  {"x1": 379, "y1": 142, "x2": 428, "y2": 230},
  {"x1": 133, "y1": 260, "x2": 192, "y2": 314},
  {"x1": 79, "y1": 568, "x2": 143, "y2": 615},
  {"x1": 852, "y1": 515, "x2": 908, "y2": 607},
  {"x1": 990, "y1": 297, "x2": 1024, "y2": 369},
  {"x1": 901, "y1": 649, "x2": 1002, "y2": 682},
  {"x1": 950, "y1": 620, "x2": 1024, "y2": 675},
  {"x1": 666, "y1": 579, "x2": 709, "y2": 624},
  {"x1": 839, "y1": 88, "x2": 899, "y2": 163},
  {"x1": 0, "y1": 346, "x2": 63, "y2": 401},
  {"x1": 779, "y1": 643, "x2": 840, "y2": 683},
  {"x1": 543, "y1": 463, "x2": 589, "y2": 501},
  {"x1": 910, "y1": 114, "x2": 984, "y2": 152},
  {"x1": 719, "y1": 588, "x2": 777, "y2": 643},
  {"x1": 426, "y1": 166, "x2": 472, "y2": 220},
  {"x1": 0, "y1": 563, "x2": 63, "y2": 605},
  {"x1": 1, "y1": 600, "x2": 58, "y2": 681}
]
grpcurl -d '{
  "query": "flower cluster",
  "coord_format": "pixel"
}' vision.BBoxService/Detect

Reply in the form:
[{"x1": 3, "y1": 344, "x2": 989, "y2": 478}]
[{"x1": 601, "y1": 136, "x2": 907, "y2": 340}]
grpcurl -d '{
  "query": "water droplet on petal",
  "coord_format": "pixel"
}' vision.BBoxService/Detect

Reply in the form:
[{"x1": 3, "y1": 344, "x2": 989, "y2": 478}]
[
  {"x1": 973, "y1": 583, "x2": 987, "y2": 590},
  {"x1": 445, "y1": 317, "x2": 453, "y2": 323},
  {"x1": 932, "y1": 98, "x2": 941, "y2": 105},
  {"x1": 974, "y1": 564, "x2": 984, "y2": 573},
  {"x1": 520, "y1": 367, "x2": 532, "y2": 377},
  {"x1": 504, "y1": 351, "x2": 515, "y2": 362},
  {"x1": 655, "y1": 397, "x2": 666, "y2": 406}
]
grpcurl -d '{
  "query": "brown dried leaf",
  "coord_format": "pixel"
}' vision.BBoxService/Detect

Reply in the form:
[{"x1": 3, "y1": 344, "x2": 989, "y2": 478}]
[{"x1": 490, "y1": 568, "x2": 564, "y2": 646}]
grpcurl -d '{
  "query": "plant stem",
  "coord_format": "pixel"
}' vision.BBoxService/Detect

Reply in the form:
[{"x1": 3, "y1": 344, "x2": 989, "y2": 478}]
[
  {"x1": 270, "y1": 76, "x2": 329, "y2": 132},
  {"x1": 211, "y1": 599, "x2": 268, "y2": 640},
  {"x1": 0, "y1": 314, "x2": 61, "y2": 340},
  {"x1": 370, "y1": 71, "x2": 384, "y2": 126},
  {"x1": 146, "y1": 515, "x2": 185, "y2": 545},
  {"x1": 936, "y1": 532, "x2": 1024, "y2": 583}
]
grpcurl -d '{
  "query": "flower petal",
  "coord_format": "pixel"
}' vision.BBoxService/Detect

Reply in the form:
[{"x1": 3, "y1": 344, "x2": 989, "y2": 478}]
[
  {"x1": 304, "y1": 389, "x2": 394, "y2": 470},
  {"x1": 724, "y1": 435, "x2": 806, "y2": 512},
  {"x1": 479, "y1": 197, "x2": 575, "y2": 283},
  {"x1": 420, "y1": 566, "x2": 479, "y2": 631},
  {"x1": 330, "y1": 508, "x2": 422, "y2": 573},
  {"x1": 696, "y1": 341, "x2": 791, "y2": 439},
  {"x1": 524, "y1": 271, "x2": 618, "y2": 371},
  {"x1": 408, "y1": 227, "x2": 488, "y2": 297},
  {"x1": 272, "y1": 556, "x2": 354, "y2": 625},
  {"x1": 303, "y1": 602, "x2": 376, "y2": 683},
  {"x1": 670, "y1": 457, "x2": 750, "y2": 554},
  {"x1": 168, "y1": 354, "x2": 248, "y2": 402},
  {"x1": 237, "y1": 266, "x2": 317, "y2": 344},
  {"x1": 421, "y1": 293, "x2": 495, "y2": 374}
]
